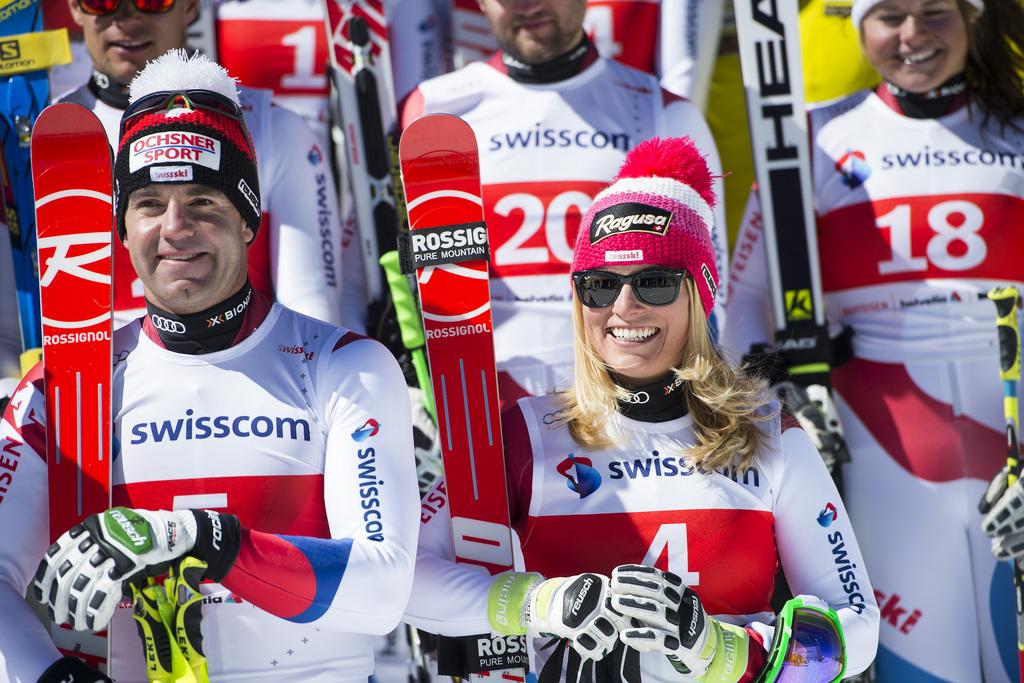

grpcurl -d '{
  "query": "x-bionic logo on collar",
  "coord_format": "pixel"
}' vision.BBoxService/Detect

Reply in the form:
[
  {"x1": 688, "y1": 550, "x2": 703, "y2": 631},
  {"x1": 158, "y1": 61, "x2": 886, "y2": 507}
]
[{"x1": 207, "y1": 287, "x2": 251, "y2": 327}]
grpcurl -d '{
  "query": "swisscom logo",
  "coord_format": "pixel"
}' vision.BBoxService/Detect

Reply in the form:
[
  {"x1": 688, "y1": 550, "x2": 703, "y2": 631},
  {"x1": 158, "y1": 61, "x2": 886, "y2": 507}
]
[
  {"x1": 307, "y1": 144, "x2": 324, "y2": 166},
  {"x1": 835, "y1": 149, "x2": 871, "y2": 188},
  {"x1": 352, "y1": 418, "x2": 381, "y2": 442},
  {"x1": 817, "y1": 502, "x2": 839, "y2": 527},
  {"x1": 556, "y1": 453, "x2": 601, "y2": 499},
  {"x1": 128, "y1": 411, "x2": 311, "y2": 444}
]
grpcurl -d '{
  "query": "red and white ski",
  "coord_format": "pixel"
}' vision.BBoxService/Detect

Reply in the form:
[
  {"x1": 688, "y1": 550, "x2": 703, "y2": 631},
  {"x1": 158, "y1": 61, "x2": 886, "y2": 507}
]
[
  {"x1": 32, "y1": 101, "x2": 113, "y2": 670},
  {"x1": 322, "y1": 0, "x2": 401, "y2": 310},
  {"x1": 399, "y1": 113, "x2": 526, "y2": 681}
]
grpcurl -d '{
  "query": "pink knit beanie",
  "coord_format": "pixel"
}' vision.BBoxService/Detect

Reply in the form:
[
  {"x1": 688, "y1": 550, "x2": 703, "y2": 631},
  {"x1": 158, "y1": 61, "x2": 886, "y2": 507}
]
[{"x1": 571, "y1": 136, "x2": 718, "y2": 317}]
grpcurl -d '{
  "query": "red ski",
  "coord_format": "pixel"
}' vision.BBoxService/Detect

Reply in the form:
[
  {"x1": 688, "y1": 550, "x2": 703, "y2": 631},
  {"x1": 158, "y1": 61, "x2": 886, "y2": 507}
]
[
  {"x1": 399, "y1": 114, "x2": 526, "y2": 680},
  {"x1": 32, "y1": 101, "x2": 113, "y2": 670}
]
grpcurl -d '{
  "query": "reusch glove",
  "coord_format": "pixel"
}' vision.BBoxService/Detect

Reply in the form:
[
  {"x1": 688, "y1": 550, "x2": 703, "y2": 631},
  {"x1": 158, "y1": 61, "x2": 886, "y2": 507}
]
[
  {"x1": 37, "y1": 656, "x2": 112, "y2": 683},
  {"x1": 980, "y1": 465, "x2": 1024, "y2": 560},
  {"x1": 610, "y1": 565, "x2": 751, "y2": 682},
  {"x1": 488, "y1": 572, "x2": 619, "y2": 661},
  {"x1": 33, "y1": 507, "x2": 240, "y2": 631}
]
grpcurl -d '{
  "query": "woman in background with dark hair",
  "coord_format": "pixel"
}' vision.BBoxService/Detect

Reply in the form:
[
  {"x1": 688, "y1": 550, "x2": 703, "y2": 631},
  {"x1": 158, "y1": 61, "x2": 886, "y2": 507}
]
[{"x1": 725, "y1": 1, "x2": 1024, "y2": 681}]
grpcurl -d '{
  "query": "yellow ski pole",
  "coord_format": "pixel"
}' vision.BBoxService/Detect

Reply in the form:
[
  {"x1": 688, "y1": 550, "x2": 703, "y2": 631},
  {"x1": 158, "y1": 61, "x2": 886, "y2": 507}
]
[
  {"x1": 131, "y1": 578, "x2": 198, "y2": 683},
  {"x1": 986, "y1": 286, "x2": 1024, "y2": 677},
  {"x1": 165, "y1": 557, "x2": 211, "y2": 683}
]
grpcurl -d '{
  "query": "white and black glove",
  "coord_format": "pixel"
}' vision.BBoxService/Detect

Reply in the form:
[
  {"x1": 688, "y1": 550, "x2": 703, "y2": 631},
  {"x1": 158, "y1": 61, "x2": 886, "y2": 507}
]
[
  {"x1": 33, "y1": 507, "x2": 240, "y2": 631},
  {"x1": 610, "y1": 565, "x2": 751, "y2": 682},
  {"x1": 488, "y1": 571, "x2": 619, "y2": 661},
  {"x1": 37, "y1": 656, "x2": 111, "y2": 683},
  {"x1": 980, "y1": 465, "x2": 1024, "y2": 560}
]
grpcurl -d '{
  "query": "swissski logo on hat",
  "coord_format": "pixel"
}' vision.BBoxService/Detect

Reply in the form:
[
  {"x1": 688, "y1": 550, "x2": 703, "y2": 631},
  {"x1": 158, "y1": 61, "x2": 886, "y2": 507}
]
[{"x1": 589, "y1": 202, "x2": 673, "y2": 244}]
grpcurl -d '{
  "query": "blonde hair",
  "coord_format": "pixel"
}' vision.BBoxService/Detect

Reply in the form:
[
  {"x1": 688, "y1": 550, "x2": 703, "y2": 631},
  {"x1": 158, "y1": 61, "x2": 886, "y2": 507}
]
[{"x1": 558, "y1": 278, "x2": 772, "y2": 470}]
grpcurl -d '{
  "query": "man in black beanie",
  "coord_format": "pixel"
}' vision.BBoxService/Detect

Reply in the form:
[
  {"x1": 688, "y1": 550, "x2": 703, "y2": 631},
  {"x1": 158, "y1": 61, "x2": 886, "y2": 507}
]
[
  {"x1": 56, "y1": 0, "x2": 342, "y2": 328},
  {"x1": 0, "y1": 51, "x2": 419, "y2": 683}
]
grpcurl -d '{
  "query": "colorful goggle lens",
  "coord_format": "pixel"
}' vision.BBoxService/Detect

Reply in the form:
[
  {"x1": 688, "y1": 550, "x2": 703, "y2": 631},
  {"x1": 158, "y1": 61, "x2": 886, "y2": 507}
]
[
  {"x1": 776, "y1": 608, "x2": 845, "y2": 683},
  {"x1": 78, "y1": 0, "x2": 175, "y2": 16}
]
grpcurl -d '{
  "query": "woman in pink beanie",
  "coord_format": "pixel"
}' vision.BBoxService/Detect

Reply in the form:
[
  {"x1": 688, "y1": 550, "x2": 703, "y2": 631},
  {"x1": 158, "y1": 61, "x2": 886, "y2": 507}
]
[{"x1": 403, "y1": 137, "x2": 879, "y2": 683}]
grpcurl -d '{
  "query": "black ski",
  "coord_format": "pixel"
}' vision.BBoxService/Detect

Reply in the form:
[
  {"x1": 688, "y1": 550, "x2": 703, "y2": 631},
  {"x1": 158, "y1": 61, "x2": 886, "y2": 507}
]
[{"x1": 733, "y1": 0, "x2": 850, "y2": 480}]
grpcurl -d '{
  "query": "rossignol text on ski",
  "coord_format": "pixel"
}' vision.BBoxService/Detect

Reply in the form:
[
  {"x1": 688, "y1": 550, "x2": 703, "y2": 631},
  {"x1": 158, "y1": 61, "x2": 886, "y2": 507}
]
[
  {"x1": 399, "y1": 113, "x2": 527, "y2": 682},
  {"x1": 32, "y1": 101, "x2": 113, "y2": 673}
]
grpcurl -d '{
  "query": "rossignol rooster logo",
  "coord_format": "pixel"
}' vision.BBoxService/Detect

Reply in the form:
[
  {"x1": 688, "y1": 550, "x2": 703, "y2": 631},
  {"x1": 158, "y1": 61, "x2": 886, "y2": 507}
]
[
  {"x1": 36, "y1": 230, "x2": 113, "y2": 343},
  {"x1": 352, "y1": 418, "x2": 381, "y2": 442},
  {"x1": 556, "y1": 453, "x2": 601, "y2": 499},
  {"x1": 817, "y1": 502, "x2": 839, "y2": 527}
]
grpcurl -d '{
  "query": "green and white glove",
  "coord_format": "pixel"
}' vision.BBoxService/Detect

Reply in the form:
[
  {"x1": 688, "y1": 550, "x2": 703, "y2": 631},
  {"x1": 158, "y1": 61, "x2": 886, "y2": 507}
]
[
  {"x1": 488, "y1": 571, "x2": 619, "y2": 661},
  {"x1": 33, "y1": 507, "x2": 240, "y2": 631},
  {"x1": 610, "y1": 565, "x2": 751, "y2": 682}
]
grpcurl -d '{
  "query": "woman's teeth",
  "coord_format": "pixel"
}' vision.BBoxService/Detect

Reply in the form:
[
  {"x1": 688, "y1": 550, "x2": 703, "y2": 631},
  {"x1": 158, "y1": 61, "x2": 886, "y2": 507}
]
[
  {"x1": 609, "y1": 327, "x2": 658, "y2": 342},
  {"x1": 902, "y1": 49, "x2": 938, "y2": 65}
]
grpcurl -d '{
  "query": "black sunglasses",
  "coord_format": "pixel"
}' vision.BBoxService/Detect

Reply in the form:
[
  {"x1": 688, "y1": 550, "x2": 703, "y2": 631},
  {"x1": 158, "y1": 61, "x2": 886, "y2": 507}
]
[
  {"x1": 572, "y1": 268, "x2": 686, "y2": 308},
  {"x1": 78, "y1": 0, "x2": 174, "y2": 16}
]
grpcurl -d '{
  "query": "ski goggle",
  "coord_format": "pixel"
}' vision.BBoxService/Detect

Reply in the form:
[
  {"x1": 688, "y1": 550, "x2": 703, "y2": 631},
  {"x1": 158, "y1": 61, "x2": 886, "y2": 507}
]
[
  {"x1": 572, "y1": 268, "x2": 686, "y2": 309},
  {"x1": 77, "y1": 0, "x2": 175, "y2": 16},
  {"x1": 760, "y1": 598, "x2": 846, "y2": 683},
  {"x1": 120, "y1": 89, "x2": 252, "y2": 151}
]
